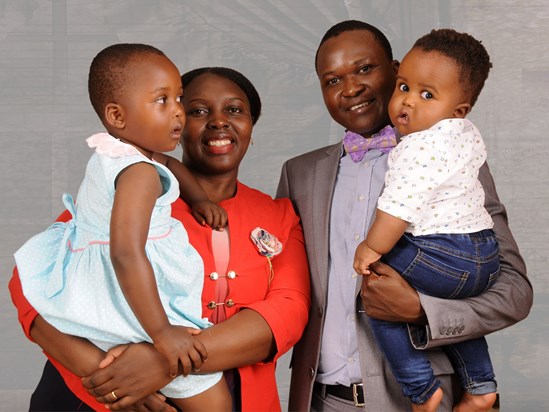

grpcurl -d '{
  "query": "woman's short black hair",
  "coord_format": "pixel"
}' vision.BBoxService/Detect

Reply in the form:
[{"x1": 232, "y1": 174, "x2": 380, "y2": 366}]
[{"x1": 181, "y1": 67, "x2": 262, "y2": 125}]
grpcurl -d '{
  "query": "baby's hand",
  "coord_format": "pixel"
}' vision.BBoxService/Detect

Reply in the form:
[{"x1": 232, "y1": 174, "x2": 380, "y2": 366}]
[
  {"x1": 153, "y1": 326, "x2": 207, "y2": 378},
  {"x1": 191, "y1": 199, "x2": 228, "y2": 231},
  {"x1": 354, "y1": 240, "x2": 382, "y2": 276}
]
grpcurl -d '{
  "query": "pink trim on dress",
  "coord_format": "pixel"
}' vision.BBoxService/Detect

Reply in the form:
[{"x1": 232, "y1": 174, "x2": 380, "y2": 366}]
[{"x1": 67, "y1": 227, "x2": 173, "y2": 252}]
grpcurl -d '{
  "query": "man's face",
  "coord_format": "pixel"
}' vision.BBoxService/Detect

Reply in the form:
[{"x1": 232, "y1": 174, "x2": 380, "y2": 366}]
[{"x1": 316, "y1": 29, "x2": 398, "y2": 138}]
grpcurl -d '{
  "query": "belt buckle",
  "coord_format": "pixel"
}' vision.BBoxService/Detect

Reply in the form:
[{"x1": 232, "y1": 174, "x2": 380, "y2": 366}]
[{"x1": 352, "y1": 383, "x2": 364, "y2": 407}]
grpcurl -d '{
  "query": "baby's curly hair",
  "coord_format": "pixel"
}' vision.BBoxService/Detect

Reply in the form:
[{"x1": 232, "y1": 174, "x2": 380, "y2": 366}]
[
  {"x1": 88, "y1": 43, "x2": 166, "y2": 122},
  {"x1": 413, "y1": 29, "x2": 492, "y2": 107}
]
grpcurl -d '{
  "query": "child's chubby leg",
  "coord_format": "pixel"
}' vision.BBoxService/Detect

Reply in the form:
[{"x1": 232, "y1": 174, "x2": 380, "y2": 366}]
[
  {"x1": 453, "y1": 392, "x2": 497, "y2": 412},
  {"x1": 170, "y1": 377, "x2": 232, "y2": 412},
  {"x1": 411, "y1": 387, "x2": 443, "y2": 412}
]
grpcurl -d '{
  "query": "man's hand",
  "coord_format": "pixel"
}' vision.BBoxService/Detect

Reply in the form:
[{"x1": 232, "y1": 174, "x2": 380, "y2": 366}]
[{"x1": 360, "y1": 261, "x2": 427, "y2": 324}]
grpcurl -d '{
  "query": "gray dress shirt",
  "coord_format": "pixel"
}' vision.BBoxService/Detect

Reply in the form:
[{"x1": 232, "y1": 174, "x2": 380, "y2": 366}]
[{"x1": 316, "y1": 147, "x2": 388, "y2": 386}]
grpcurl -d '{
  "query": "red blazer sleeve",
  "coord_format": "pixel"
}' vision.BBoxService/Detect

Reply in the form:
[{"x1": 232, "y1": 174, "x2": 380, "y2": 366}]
[
  {"x1": 8, "y1": 267, "x2": 37, "y2": 340},
  {"x1": 244, "y1": 203, "x2": 311, "y2": 361}
]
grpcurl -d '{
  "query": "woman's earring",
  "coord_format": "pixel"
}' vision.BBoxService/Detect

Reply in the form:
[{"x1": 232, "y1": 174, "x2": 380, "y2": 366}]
[{"x1": 250, "y1": 137, "x2": 254, "y2": 146}]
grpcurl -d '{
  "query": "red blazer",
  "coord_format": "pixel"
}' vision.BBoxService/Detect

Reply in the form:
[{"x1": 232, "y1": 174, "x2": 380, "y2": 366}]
[{"x1": 9, "y1": 181, "x2": 310, "y2": 411}]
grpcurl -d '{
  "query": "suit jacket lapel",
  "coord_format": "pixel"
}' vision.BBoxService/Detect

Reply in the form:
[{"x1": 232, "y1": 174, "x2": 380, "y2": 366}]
[{"x1": 312, "y1": 143, "x2": 341, "y2": 301}]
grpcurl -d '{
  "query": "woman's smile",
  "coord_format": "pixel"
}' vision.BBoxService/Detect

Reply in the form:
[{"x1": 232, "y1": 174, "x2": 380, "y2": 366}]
[{"x1": 203, "y1": 137, "x2": 235, "y2": 154}]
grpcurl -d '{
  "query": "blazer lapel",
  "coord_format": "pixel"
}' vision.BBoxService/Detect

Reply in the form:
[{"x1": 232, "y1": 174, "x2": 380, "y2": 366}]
[{"x1": 311, "y1": 143, "x2": 341, "y2": 301}]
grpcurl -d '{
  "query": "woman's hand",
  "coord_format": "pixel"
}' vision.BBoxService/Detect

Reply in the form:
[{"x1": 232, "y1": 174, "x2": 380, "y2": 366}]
[
  {"x1": 360, "y1": 261, "x2": 427, "y2": 324},
  {"x1": 82, "y1": 342, "x2": 173, "y2": 410},
  {"x1": 115, "y1": 393, "x2": 177, "y2": 412}
]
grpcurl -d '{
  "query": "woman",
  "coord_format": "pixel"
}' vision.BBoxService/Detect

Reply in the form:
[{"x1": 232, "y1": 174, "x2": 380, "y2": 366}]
[{"x1": 9, "y1": 67, "x2": 311, "y2": 411}]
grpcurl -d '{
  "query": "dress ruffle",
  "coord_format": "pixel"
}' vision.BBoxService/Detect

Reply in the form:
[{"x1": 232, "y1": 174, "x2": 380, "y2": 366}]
[{"x1": 86, "y1": 132, "x2": 142, "y2": 158}]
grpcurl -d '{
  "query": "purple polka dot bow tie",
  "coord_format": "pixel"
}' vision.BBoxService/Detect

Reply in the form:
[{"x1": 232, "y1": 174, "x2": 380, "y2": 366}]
[{"x1": 342, "y1": 125, "x2": 397, "y2": 162}]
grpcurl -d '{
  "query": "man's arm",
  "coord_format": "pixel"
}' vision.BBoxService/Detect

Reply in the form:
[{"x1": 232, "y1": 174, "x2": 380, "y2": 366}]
[
  {"x1": 414, "y1": 162, "x2": 532, "y2": 348},
  {"x1": 361, "y1": 162, "x2": 532, "y2": 348}
]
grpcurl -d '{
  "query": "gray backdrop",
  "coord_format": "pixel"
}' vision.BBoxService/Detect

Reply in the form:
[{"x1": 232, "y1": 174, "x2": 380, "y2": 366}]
[{"x1": 1, "y1": 1, "x2": 548, "y2": 411}]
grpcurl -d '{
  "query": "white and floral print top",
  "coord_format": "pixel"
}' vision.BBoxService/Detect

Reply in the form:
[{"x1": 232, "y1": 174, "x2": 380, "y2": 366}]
[{"x1": 378, "y1": 118, "x2": 493, "y2": 236}]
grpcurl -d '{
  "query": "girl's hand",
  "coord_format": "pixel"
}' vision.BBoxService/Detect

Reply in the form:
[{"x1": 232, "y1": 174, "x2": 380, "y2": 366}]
[
  {"x1": 153, "y1": 326, "x2": 207, "y2": 378},
  {"x1": 191, "y1": 199, "x2": 228, "y2": 231},
  {"x1": 82, "y1": 343, "x2": 174, "y2": 409}
]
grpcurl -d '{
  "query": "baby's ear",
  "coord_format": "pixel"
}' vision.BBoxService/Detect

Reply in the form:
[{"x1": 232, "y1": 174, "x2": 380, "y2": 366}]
[
  {"x1": 453, "y1": 103, "x2": 471, "y2": 119},
  {"x1": 104, "y1": 103, "x2": 126, "y2": 129}
]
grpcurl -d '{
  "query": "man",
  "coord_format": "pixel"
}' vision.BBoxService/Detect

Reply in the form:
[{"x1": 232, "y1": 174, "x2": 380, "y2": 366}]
[{"x1": 277, "y1": 20, "x2": 532, "y2": 411}]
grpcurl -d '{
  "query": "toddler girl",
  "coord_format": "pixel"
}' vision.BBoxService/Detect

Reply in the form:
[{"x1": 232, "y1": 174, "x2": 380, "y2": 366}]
[{"x1": 14, "y1": 43, "x2": 230, "y2": 411}]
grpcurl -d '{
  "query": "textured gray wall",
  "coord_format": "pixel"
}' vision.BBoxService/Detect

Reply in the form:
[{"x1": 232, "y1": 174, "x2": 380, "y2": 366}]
[{"x1": 1, "y1": 1, "x2": 548, "y2": 411}]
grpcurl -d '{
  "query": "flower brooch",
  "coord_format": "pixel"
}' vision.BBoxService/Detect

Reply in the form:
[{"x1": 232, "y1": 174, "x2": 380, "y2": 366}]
[{"x1": 250, "y1": 227, "x2": 282, "y2": 286}]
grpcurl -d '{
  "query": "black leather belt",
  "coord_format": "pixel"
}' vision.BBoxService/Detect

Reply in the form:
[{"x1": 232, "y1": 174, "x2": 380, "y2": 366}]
[{"x1": 315, "y1": 382, "x2": 365, "y2": 407}]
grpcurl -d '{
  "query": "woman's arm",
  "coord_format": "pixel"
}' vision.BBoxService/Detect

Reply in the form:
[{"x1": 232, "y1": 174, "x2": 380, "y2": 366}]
[
  {"x1": 31, "y1": 316, "x2": 104, "y2": 376},
  {"x1": 82, "y1": 209, "x2": 311, "y2": 409},
  {"x1": 82, "y1": 309, "x2": 276, "y2": 409},
  {"x1": 9, "y1": 265, "x2": 108, "y2": 410},
  {"x1": 9, "y1": 266, "x2": 104, "y2": 377}
]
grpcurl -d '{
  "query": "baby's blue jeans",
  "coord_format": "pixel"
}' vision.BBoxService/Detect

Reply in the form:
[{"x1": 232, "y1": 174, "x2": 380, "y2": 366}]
[{"x1": 371, "y1": 229, "x2": 500, "y2": 405}]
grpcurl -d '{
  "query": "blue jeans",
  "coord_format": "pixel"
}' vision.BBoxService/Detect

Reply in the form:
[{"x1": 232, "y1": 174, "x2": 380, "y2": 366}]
[{"x1": 370, "y1": 229, "x2": 500, "y2": 404}]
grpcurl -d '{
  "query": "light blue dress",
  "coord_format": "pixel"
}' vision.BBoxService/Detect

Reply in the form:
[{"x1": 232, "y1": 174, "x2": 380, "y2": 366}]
[{"x1": 14, "y1": 133, "x2": 221, "y2": 398}]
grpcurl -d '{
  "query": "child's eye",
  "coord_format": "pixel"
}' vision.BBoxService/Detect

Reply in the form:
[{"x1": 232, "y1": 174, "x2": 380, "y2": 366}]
[
  {"x1": 176, "y1": 95, "x2": 182, "y2": 103},
  {"x1": 155, "y1": 96, "x2": 168, "y2": 104},
  {"x1": 398, "y1": 83, "x2": 409, "y2": 92},
  {"x1": 421, "y1": 91, "x2": 433, "y2": 100}
]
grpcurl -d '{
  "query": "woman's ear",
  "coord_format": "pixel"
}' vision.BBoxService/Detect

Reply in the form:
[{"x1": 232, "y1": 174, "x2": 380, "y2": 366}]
[
  {"x1": 453, "y1": 103, "x2": 471, "y2": 119},
  {"x1": 104, "y1": 103, "x2": 126, "y2": 129}
]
